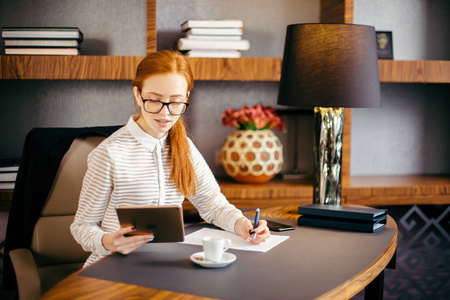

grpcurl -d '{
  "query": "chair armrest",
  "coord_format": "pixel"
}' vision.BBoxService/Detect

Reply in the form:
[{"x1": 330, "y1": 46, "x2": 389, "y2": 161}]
[{"x1": 9, "y1": 248, "x2": 42, "y2": 300}]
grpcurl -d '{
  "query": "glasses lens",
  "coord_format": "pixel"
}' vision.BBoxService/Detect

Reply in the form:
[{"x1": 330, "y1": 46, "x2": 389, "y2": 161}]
[
  {"x1": 168, "y1": 103, "x2": 187, "y2": 115},
  {"x1": 144, "y1": 100, "x2": 163, "y2": 113},
  {"x1": 143, "y1": 100, "x2": 187, "y2": 115}
]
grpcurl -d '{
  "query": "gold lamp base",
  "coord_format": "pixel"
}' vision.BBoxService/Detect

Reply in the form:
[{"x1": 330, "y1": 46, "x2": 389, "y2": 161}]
[{"x1": 313, "y1": 107, "x2": 344, "y2": 205}]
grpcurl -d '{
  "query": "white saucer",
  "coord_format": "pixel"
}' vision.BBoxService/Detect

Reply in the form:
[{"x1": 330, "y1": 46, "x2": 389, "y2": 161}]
[{"x1": 190, "y1": 252, "x2": 236, "y2": 268}]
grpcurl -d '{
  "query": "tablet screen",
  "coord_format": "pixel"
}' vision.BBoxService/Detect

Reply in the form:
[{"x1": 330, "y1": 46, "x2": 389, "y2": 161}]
[{"x1": 115, "y1": 205, "x2": 185, "y2": 242}]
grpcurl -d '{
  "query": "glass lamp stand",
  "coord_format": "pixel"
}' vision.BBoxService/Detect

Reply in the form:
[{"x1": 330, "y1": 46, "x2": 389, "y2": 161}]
[{"x1": 313, "y1": 107, "x2": 344, "y2": 205}]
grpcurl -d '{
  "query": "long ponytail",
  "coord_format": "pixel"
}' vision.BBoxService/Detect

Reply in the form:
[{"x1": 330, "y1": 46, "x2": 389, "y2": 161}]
[
  {"x1": 168, "y1": 118, "x2": 197, "y2": 197},
  {"x1": 133, "y1": 50, "x2": 197, "y2": 197}
]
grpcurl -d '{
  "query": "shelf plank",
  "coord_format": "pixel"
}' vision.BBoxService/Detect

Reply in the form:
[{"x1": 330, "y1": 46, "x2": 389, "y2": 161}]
[
  {"x1": 378, "y1": 60, "x2": 450, "y2": 83},
  {"x1": 146, "y1": 0, "x2": 156, "y2": 54},
  {"x1": 2, "y1": 56, "x2": 449, "y2": 83},
  {"x1": 321, "y1": 0, "x2": 354, "y2": 24},
  {"x1": 218, "y1": 177, "x2": 313, "y2": 199},
  {"x1": 0, "y1": 55, "x2": 144, "y2": 80},
  {"x1": 183, "y1": 197, "x2": 312, "y2": 211},
  {"x1": 343, "y1": 175, "x2": 450, "y2": 205},
  {"x1": 188, "y1": 57, "x2": 282, "y2": 81},
  {"x1": 3, "y1": 175, "x2": 449, "y2": 211},
  {"x1": 342, "y1": 108, "x2": 352, "y2": 187}
]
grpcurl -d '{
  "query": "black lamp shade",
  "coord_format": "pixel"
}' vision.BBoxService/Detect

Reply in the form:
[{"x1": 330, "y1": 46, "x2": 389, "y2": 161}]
[{"x1": 278, "y1": 23, "x2": 381, "y2": 108}]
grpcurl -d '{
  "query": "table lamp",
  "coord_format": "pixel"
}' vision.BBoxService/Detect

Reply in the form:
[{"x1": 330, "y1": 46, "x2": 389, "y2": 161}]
[{"x1": 277, "y1": 23, "x2": 381, "y2": 205}]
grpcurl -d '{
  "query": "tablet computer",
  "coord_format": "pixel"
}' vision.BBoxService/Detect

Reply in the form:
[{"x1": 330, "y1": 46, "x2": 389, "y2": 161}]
[{"x1": 115, "y1": 205, "x2": 185, "y2": 242}]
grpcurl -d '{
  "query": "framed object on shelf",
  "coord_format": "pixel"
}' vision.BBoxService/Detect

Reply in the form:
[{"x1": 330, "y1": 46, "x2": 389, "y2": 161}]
[{"x1": 376, "y1": 31, "x2": 393, "y2": 59}]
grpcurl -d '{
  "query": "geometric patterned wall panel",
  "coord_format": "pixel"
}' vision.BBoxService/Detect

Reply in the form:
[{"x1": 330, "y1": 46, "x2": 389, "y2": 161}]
[{"x1": 382, "y1": 205, "x2": 450, "y2": 300}]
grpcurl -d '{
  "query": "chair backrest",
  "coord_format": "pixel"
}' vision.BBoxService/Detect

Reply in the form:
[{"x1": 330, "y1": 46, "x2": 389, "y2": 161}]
[{"x1": 30, "y1": 136, "x2": 105, "y2": 293}]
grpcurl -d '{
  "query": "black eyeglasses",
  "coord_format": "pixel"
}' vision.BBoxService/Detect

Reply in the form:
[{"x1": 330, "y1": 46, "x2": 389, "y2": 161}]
[{"x1": 140, "y1": 92, "x2": 189, "y2": 115}]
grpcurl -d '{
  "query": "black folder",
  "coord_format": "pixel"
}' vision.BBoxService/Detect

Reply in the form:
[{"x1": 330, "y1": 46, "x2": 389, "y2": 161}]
[
  {"x1": 298, "y1": 204, "x2": 387, "y2": 221},
  {"x1": 297, "y1": 214, "x2": 387, "y2": 232},
  {"x1": 297, "y1": 204, "x2": 388, "y2": 233}
]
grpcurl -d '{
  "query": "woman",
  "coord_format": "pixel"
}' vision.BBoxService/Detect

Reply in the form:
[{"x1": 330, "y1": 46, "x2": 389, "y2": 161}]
[{"x1": 71, "y1": 50, "x2": 270, "y2": 266}]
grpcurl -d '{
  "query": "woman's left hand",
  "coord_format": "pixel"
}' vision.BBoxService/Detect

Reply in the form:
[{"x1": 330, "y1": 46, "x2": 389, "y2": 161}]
[{"x1": 234, "y1": 217, "x2": 270, "y2": 244}]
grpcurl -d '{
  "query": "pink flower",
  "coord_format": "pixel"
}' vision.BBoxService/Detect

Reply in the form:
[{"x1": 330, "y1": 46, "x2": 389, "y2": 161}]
[{"x1": 221, "y1": 103, "x2": 286, "y2": 131}]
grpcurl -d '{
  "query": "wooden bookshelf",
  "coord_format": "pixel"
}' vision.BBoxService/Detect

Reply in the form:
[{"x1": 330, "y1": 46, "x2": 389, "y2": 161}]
[
  {"x1": 146, "y1": 0, "x2": 156, "y2": 54},
  {"x1": 0, "y1": 56, "x2": 281, "y2": 81},
  {"x1": 0, "y1": 0, "x2": 449, "y2": 211},
  {"x1": 3, "y1": 56, "x2": 449, "y2": 83},
  {"x1": 343, "y1": 175, "x2": 450, "y2": 206},
  {"x1": 321, "y1": 0, "x2": 354, "y2": 24},
  {"x1": 182, "y1": 177, "x2": 314, "y2": 211},
  {"x1": 0, "y1": 55, "x2": 144, "y2": 80},
  {"x1": 218, "y1": 175, "x2": 450, "y2": 208},
  {"x1": 4, "y1": 174, "x2": 450, "y2": 211},
  {"x1": 182, "y1": 175, "x2": 450, "y2": 212},
  {"x1": 378, "y1": 60, "x2": 450, "y2": 83},
  {"x1": 188, "y1": 57, "x2": 282, "y2": 81}
]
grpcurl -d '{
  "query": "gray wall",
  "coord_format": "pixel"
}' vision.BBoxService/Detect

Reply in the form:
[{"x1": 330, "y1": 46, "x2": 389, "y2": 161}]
[
  {"x1": 1, "y1": 0, "x2": 448, "y2": 177},
  {"x1": 352, "y1": 0, "x2": 450, "y2": 175},
  {"x1": 0, "y1": 0, "x2": 318, "y2": 177},
  {"x1": 0, "y1": 0, "x2": 146, "y2": 164},
  {"x1": 157, "y1": 0, "x2": 319, "y2": 176},
  {"x1": 0, "y1": 0, "x2": 147, "y2": 55},
  {"x1": 157, "y1": 0, "x2": 319, "y2": 57}
]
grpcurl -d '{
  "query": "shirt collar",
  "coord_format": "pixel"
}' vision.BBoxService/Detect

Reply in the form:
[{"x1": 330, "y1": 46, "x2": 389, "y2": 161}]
[{"x1": 126, "y1": 115, "x2": 167, "y2": 152}]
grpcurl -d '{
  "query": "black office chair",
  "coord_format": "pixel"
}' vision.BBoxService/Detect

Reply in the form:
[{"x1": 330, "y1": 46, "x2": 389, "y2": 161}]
[{"x1": 3, "y1": 126, "x2": 119, "y2": 300}]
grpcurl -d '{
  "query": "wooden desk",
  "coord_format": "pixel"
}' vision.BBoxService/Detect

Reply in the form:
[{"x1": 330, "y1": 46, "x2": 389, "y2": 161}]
[{"x1": 41, "y1": 206, "x2": 397, "y2": 300}]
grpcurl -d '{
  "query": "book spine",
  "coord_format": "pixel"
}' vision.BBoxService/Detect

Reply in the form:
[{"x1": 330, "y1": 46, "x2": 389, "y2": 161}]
[
  {"x1": 4, "y1": 39, "x2": 80, "y2": 47},
  {"x1": 2, "y1": 27, "x2": 83, "y2": 41},
  {"x1": 185, "y1": 35, "x2": 242, "y2": 41},
  {"x1": 181, "y1": 20, "x2": 244, "y2": 31},
  {"x1": 298, "y1": 207, "x2": 377, "y2": 221},
  {"x1": 186, "y1": 28, "x2": 243, "y2": 36},
  {"x1": 297, "y1": 216, "x2": 378, "y2": 232},
  {"x1": 5, "y1": 48, "x2": 80, "y2": 55},
  {"x1": 177, "y1": 38, "x2": 250, "y2": 51},
  {"x1": 184, "y1": 50, "x2": 241, "y2": 58}
]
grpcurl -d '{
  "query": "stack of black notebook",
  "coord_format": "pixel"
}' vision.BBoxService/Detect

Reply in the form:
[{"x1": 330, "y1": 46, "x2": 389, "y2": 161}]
[{"x1": 297, "y1": 204, "x2": 387, "y2": 233}]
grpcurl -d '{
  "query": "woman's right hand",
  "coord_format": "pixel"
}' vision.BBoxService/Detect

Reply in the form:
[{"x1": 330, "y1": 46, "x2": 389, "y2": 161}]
[{"x1": 102, "y1": 226, "x2": 153, "y2": 255}]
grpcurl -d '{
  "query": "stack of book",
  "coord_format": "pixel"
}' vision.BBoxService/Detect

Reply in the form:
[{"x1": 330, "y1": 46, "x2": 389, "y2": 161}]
[
  {"x1": 0, "y1": 158, "x2": 20, "y2": 190},
  {"x1": 177, "y1": 20, "x2": 249, "y2": 58},
  {"x1": 297, "y1": 204, "x2": 388, "y2": 233},
  {"x1": 1, "y1": 27, "x2": 83, "y2": 55}
]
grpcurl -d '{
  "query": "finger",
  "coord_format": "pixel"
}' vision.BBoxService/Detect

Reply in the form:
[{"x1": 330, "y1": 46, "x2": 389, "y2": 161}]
[
  {"x1": 116, "y1": 226, "x2": 137, "y2": 236},
  {"x1": 249, "y1": 220, "x2": 270, "y2": 243},
  {"x1": 254, "y1": 220, "x2": 267, "y2": 232},
  {"x1": 116, "y1": 235, "x2": 152, "y2": 254},
  {"x1": 117, "y1": 241, "x2": 147, "y2": 255},
  {"x1": 112, "y1": 233, "x2": 151, "y2": 249},
  {"x1": 124, "y1": 234, "x2": 153, "y2": 246},
  {"x1": 249, "y1": 219, "x2": 268, "y2": 236},
  {"x1": 250, "y1": 230, "x2": 270, "y2": 244}
]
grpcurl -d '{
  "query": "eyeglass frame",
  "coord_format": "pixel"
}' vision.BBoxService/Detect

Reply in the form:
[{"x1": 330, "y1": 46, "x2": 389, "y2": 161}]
[{"x1": 139, "y1": 91, "x2": 190, "y2": 115}]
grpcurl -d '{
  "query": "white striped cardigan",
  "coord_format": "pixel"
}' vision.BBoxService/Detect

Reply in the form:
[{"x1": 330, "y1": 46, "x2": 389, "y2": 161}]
[{"x1": 71, "y1": 116, "x2": 244, "y2": 266}]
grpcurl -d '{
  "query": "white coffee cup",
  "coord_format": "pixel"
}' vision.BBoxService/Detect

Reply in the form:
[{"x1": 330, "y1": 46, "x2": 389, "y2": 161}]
[{"x1": 202, "y1": 236, "x2": 232, "y2": 262}]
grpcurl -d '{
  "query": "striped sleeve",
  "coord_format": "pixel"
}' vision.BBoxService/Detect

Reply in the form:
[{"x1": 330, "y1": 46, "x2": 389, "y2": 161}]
[
  {"x1": 187, "y1": 139, "x2": 244, "y2": 233},
  {"x1": 70, "y1": 143, "x2": 114, "y2": 257}
]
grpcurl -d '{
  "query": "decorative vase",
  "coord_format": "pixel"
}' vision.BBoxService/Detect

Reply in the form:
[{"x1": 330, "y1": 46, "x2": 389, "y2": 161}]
[{"x1": 221, "y1": 129, "x2": 283, "y2": 183}]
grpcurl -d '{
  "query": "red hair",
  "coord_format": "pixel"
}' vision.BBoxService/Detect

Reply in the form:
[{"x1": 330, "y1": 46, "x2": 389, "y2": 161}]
[{"x1": 132, "y1": 50, "x2": 197, "y2": 197}]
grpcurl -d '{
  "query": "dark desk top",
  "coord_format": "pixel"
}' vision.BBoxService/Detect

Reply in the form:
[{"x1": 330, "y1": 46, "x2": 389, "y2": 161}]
[{"x1": 78, "y1": 218, "x2": 395, "y2": 300}]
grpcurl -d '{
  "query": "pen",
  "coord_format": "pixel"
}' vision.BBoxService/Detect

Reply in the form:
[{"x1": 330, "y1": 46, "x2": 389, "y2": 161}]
[{"x1": 253, "y1": 208, "x2": 260, "y2": 239}]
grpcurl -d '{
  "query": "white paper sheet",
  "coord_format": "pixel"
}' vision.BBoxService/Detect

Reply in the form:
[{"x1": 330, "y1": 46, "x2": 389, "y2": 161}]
[{"x1": 181, "y1": 228, "x2": 289, "y2": 252}]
